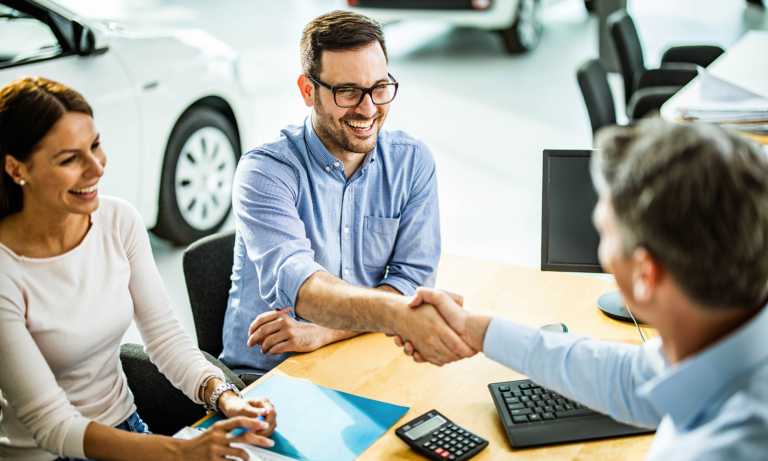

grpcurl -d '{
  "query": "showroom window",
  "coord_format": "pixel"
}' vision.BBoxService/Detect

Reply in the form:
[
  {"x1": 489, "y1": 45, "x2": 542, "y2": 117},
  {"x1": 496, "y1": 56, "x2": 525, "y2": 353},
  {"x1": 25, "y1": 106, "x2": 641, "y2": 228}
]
[{"x1": 0, "y1": 5, "x2": 62, "y2": 68}]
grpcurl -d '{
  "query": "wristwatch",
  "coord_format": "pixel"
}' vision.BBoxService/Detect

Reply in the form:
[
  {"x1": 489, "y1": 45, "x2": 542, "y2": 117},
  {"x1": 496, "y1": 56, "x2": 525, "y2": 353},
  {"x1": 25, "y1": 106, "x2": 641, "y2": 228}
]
[{"x1": 205, "y1": 382, "x2": 242, "y2": 413}]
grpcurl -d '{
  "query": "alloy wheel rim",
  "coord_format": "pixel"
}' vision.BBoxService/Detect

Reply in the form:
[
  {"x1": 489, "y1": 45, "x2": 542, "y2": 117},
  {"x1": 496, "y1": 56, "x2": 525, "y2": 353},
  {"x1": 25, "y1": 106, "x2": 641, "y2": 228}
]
[
  {"x1": 518, "y1": 0, "x2": 543, "y2": 49},
  {"x1": 174, "y1": 126, "x2": 236, "y2": 230}
]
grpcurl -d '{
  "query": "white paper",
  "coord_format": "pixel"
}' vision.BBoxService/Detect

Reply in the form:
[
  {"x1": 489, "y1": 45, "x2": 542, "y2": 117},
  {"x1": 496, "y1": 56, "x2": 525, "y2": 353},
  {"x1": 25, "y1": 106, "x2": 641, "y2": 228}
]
[
  {"x1": 698, "y1": 66, "x2": 764, "y2": 102},
  {"x1": 172, "y1": 426, "x2": 296, "y2": 461}
]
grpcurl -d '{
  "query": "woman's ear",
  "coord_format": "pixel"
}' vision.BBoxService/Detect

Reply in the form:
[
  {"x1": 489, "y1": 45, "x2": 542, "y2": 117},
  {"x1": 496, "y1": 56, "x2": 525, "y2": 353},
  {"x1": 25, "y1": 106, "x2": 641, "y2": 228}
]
[{"x1": 4, "y1": 154, "x2": 27, "y2": 184}]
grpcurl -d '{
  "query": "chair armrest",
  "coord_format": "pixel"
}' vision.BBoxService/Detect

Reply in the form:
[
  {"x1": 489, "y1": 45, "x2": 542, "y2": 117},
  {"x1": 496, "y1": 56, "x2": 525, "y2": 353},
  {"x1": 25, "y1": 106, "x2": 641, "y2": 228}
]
[
  {"x1": 627, "y1": 86, "x2": 681, "y2": 120},
  {"x1": 661, "y1": 45, "x2": 724, "y2": 68},
  {"x1": 633, "y1": 67, "x2": 697, "y2": 93}
]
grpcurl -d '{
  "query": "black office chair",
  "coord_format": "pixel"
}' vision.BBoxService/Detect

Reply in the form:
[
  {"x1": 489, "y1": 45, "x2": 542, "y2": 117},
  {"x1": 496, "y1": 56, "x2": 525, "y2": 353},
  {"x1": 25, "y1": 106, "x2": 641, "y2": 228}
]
[
  {"x1": 577, "y1": 58, "x2": 679, "y2": 134},
  {"x1": 119, "y1": 343, "x2": 244, "y2": 436},
  {"x1": 607, "y1": 11, "x2": 723, "y2": 108},
  {"x1": 183, "y1": 229, "x2": 237, "y2": 358}
]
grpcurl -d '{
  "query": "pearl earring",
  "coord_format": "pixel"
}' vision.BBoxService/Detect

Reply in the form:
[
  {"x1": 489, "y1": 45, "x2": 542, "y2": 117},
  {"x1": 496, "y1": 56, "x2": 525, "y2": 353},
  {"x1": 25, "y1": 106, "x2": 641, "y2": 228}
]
[{"x1": 19, "y1": 179, "x2": 25, "y2": 186}]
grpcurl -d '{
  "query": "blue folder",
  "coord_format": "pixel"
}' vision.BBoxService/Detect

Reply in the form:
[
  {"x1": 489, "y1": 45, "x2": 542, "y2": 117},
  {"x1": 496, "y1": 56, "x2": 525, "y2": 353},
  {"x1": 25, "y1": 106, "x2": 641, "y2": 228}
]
[{"x1": 198, "y1": 375, "x2": 410, "y2": 461}]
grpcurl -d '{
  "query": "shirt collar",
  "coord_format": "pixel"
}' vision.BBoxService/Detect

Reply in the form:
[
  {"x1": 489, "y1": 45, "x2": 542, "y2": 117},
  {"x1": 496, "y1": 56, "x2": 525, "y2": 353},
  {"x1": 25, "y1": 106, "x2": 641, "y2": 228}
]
[
  {"x1": 637, "y1": 303, "x2": 768, "y2": 430},
  {"x1": 302, "y1": 116, "x2": 376, "y2": 175}
]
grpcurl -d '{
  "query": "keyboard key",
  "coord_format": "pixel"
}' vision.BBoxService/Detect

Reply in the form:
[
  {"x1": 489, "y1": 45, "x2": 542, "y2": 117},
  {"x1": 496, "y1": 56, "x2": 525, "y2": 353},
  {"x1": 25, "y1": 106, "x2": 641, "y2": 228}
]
[
  {"x1": 499, "y1": 386, "x2": 510, "y2": 392},
  {"x1": 575, "y1": 403, "x2": 585, "y2": 409},
  {"x1": 519, "y1": 384, "x2": 529, "y2": 389},
  {"x1": 556, "y1": 399, "x2": 565, "y2": 405},
  {"x1": 534, "y1": 407, "x2": 544, "y2": 413},
  {"x1": 555, "y1": 409, "x2": 600, "y2": 419},
  {"x1": 505, "y1": 397, "x2": 520, "y2": 404},
  {"x1": 502, "y1": 391, "x2": 512, "y2": 398},
  {"x1": 513, "y1": 415, "x2": 528, "y2": 423},
  {"x1": 533, "y1": 389, "x2": 543, "y2": 395},
  {"x1": 565, "y1": 404, "x2": 574, "y2": 411},
  {"x1": 521, "y1": 396, "x2": 530, "y2": 402},
  {"x1": 529, "y1": 414, "x2": 542, "y2": 422},
  {"x1": 512, "y1": 391, "x2": 522, "y2": 397},
  {"x1": 555, "y1": 405, "x2": 565, "y2": 412},
  {"x1": 525, "y1": 402, "x2": 535, "y2": 408},
  {"x1": 545, "y1": 406, "x2": 554, "y2": 412},
  {"x1": 545, "y1": 399, "x2": 555, "y2": 406},
  {"x1": 523, "y1": 390, "x2": 533, "y2": 396},
  {"x1": 508, "y1": 403, "x2": 524, "y2": 410},
  {"x1": 543, "y1": 412, "x2": 556, "y2": 420},
  {"x1": 529, "y1": 383, "x2": 538, "y2": 388},
  {"x1": 531, "y1": 395, "x2": 540, "y2": 401}
]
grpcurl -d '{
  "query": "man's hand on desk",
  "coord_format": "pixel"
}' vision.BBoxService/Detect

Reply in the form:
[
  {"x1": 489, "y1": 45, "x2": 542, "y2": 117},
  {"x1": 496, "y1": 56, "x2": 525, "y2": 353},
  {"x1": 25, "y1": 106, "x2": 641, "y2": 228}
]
[
  {"x1": 217, "y1": 394, "x2": 277, "y2": 437},
  {"x1": 247, "y1": 307, "x2": 360, "y2": 355},
  {"x1": 395, "y1": 288, "x2": 492, "y2": 364}
]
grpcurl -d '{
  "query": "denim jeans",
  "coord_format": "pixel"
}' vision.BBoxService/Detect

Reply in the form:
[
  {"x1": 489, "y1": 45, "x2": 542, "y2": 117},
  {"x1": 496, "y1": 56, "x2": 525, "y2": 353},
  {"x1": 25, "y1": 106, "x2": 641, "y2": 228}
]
[{"x1": 53, "y1": 412, "x2": 151, "y2": 461}]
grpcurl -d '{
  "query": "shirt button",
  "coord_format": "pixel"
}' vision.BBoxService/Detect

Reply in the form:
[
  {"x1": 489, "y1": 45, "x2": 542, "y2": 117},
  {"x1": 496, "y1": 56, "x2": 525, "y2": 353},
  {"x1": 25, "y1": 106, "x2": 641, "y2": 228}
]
[
  {"x1": 344, "y1": 227, "x2": 349, "y2": 233},
  {"x1": 325, "y1": 166, "x2": 330, "y2": 172},
  {"x1": 344, "y1": 269, "x2": 349, "y2": 275},
  {"x1": 334, "y1": 161, "x2": 340, "y2": 167}
]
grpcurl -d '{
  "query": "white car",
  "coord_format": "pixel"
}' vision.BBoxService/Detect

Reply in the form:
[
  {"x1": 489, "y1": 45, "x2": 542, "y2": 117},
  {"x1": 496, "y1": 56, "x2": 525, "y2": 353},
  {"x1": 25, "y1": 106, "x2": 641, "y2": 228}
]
[
  {"x1": 341, "y1": 0, "x2": 545, "y2": 53},
  {"x1": 0, "y1": 0, "x2": 252, "y2": 245}
]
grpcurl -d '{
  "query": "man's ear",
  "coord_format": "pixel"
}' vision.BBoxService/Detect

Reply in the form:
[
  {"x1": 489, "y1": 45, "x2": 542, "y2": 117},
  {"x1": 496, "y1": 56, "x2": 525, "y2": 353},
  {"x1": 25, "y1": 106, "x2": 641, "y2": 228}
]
[
  {"x1": 297, "y1": 75, "x2": 315, "y2": 108},
  {"x1": 631, "y1": 247, "x2": 661, "y2": 303}
]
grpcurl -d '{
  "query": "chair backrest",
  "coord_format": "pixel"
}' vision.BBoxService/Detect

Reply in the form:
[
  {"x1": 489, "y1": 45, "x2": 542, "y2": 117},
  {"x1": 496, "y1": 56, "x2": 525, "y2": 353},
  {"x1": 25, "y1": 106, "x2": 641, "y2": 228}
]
[
  {"x1": 577, "y1": 59, "x2": 617, "y2": 135},
  {"x1": 183, "y1": 229, "x2": 236, "y2": 357},
  {"x1": 607, "y1": 11, "x2": 645, "y2": 105}
]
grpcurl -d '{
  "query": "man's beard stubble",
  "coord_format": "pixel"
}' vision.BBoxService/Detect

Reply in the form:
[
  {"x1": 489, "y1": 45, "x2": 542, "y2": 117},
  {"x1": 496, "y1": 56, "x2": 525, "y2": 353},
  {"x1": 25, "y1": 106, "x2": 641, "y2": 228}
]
[{"x1": 312, "y1": 94, "x2": 383, "y2": 155}]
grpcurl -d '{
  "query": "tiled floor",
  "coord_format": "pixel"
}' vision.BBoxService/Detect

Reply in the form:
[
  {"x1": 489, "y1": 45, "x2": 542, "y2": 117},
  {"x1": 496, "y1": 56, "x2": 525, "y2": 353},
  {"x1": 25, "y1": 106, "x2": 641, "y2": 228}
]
[{"x1": 57, "y1": 0, "x2": 768, "y2": 346}]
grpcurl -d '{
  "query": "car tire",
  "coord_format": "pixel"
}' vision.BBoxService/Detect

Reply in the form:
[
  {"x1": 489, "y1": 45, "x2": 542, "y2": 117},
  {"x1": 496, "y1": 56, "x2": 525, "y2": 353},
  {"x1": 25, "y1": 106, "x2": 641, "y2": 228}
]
[
  {"x1": 500, "y1": 0, "x2": 543, "y2": 54},
  {"x1": 152, "y1": 107, "x2": 240, "y2": 246}
]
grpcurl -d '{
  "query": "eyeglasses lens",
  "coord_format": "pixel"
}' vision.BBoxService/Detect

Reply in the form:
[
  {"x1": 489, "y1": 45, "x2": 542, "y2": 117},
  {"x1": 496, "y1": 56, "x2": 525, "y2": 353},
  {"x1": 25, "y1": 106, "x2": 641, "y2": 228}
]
[{"x1": 334, "y1": 84, "x2": 396, "y2": 107}]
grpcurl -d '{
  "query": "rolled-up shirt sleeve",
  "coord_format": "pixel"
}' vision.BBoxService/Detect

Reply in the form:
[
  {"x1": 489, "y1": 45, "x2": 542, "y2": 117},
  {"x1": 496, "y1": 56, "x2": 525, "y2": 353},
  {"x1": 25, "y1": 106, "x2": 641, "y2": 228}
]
[
  {"x1": 234, "y1": 151, "x2": 328, "y2": 314},
  {"x1": 382, "y1": 142, "x2": 441, "y2": 295},
  {"x1": 483, "y1": 317, "x2": 664, "y2": 429}
]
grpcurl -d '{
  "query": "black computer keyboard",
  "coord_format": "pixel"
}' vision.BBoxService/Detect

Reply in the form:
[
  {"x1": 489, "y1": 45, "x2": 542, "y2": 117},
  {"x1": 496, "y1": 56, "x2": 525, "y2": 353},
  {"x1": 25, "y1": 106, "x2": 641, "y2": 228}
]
[{"x1": 489, "y1": 379, "x2": 653, "y2": 448}]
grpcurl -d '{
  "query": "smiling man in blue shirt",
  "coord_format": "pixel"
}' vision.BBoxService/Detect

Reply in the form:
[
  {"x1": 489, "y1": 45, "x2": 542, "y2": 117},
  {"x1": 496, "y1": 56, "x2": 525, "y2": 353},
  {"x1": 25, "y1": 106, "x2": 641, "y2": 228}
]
[
  {"x1": 218, "y1": 11, "x2": 473, "y2": 380},
  {"x1": 395, "y1": 120, "x2": 768, "y2": 459}
]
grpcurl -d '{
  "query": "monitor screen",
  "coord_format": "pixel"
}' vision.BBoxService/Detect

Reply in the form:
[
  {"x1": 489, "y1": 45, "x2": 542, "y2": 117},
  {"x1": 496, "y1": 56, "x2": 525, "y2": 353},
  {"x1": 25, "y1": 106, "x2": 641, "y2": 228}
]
[{"x1": 541, "y1": 150, "x2": 603, "y2": 273}]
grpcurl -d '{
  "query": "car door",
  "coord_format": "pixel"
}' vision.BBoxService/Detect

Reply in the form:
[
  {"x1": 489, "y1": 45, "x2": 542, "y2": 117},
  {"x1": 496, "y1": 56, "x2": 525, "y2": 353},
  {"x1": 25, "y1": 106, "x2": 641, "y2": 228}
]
[{"x1": 0, "y1": 0, "x2": 143, "y2": 208}]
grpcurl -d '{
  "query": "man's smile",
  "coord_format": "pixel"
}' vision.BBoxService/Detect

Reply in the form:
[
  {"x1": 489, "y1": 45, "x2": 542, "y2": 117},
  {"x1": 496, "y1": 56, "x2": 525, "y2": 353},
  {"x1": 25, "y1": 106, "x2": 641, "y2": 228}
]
[{"x1": 344, "y1": 118, "x2": 376, "y2": 135}]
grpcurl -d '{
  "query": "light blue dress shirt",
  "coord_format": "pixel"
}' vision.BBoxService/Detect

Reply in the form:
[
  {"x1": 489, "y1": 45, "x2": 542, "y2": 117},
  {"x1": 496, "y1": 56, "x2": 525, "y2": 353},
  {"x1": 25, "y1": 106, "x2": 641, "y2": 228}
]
[
  {"x1": 483, "y1": 304, "x2": 768, "y2": 460},
  {"x1": 219, "y1": 117, "x2": 440, "y2": 375}
]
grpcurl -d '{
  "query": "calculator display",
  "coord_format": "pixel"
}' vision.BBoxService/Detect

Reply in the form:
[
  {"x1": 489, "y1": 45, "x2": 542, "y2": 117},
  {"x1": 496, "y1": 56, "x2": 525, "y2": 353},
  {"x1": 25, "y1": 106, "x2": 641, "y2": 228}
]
[{"x1": 405, "y1": 415, "x2": 446, "y2": 440}]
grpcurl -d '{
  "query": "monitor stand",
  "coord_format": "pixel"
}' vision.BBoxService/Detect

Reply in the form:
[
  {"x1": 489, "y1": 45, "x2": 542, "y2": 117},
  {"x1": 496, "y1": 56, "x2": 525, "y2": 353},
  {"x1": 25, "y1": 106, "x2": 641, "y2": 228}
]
[{"x1": 596, "y1": 290, "x2": 644, "y2": 324}]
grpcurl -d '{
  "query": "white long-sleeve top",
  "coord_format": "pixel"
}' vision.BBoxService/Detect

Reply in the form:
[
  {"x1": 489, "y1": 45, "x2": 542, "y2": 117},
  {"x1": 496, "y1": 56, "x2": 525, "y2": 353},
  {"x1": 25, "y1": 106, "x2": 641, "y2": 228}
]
[{"x1": 0, "y1": 196, "x2": 225, "y2": 461}]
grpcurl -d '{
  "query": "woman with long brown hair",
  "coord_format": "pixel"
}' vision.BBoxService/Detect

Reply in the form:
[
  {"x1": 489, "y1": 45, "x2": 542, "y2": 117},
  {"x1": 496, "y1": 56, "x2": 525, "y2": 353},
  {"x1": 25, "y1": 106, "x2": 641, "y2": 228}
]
[{"x1": 0, "y1": 77, "x2": 276, "y2": 461}]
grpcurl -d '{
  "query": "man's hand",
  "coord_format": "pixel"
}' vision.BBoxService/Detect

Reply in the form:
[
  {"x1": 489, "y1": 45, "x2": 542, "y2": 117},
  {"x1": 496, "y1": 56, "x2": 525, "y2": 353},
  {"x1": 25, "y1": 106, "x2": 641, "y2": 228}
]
[
  {"x1": 248, "y1": 307, "x2": 326, "y2": 354},
  {"x1": 218, "y1": 394, "x2": 277, "y2": 437},
  {"x1": 391, "y1": 300, "x2": 478, "y2": 366},
  {"x1": 398, "y1": 288, "x2": 492, "y2": 363}
]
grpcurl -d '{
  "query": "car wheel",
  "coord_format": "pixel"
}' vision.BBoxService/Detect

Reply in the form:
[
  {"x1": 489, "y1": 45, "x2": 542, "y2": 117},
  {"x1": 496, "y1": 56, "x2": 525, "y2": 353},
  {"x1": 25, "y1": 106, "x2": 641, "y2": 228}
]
[
  {"x1": 500, "y1": 0, "x2": 543, "y2": 54},
  {"x1": 152, "y1": 107, "x2": 240, "y2": 246}
]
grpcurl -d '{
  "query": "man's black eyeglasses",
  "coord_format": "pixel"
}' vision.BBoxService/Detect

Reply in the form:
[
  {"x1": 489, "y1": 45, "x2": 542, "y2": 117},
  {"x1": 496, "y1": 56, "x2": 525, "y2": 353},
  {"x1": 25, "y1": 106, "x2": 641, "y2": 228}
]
[{"x1": 308, "y1": 73, "x2": 399, "y2": 108}]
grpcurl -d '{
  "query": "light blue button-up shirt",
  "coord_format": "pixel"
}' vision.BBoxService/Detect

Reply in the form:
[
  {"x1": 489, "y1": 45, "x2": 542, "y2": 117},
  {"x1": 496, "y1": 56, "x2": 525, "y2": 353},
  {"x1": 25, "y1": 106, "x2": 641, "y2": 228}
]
[
  {"x1": 219, "y1": 117, "x2": 440, "y2": 375},
  {"x1": 484, "y1": 304, "x2": 768, "y2": 460}
]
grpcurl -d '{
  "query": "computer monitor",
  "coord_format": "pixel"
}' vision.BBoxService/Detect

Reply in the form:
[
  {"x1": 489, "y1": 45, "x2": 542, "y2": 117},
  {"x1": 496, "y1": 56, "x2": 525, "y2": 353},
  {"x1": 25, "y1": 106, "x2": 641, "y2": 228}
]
[{"x1": 540, "y1": 149, "x2": 636, "y2": 323}]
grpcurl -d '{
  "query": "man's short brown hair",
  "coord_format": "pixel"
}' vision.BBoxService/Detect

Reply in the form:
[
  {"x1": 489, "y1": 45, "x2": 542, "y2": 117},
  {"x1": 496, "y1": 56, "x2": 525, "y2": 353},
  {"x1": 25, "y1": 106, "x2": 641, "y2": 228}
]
[
  {"x1": 593, "y1": 120, "x2": 768, "y2": 309},
  {"x1": 300, "y1": 10, "x2": 387, "y2": 79}
]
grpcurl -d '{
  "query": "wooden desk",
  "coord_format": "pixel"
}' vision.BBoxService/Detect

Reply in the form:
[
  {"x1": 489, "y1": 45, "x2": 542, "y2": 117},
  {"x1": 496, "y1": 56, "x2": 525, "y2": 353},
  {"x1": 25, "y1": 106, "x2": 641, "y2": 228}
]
[
  {"x1": 660, "y1": 31, "x2": 768, "y2": 146},
  {"x1": 203, "y1": 254, "x2": 659, "y2": 460}
]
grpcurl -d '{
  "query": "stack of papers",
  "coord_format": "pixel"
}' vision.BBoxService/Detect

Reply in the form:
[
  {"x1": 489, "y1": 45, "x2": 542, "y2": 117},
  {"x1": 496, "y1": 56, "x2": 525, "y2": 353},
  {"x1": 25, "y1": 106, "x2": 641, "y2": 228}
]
[{"x1": 676, "y1": 67, "x2": 768, "y2": 134}]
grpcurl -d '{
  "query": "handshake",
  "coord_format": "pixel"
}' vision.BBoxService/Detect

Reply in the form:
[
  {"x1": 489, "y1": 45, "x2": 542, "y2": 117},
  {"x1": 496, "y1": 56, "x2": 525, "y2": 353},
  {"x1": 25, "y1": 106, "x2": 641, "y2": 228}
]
[{"x1": 387, "y1": 287, "x2": 493, "y2": 367}]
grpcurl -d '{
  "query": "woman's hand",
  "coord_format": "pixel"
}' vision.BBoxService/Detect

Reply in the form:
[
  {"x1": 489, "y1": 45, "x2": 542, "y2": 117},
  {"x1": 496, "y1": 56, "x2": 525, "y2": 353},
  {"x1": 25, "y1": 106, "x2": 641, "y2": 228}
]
[
  {"x1": 218, "y1": 394, "x2": 277, "y2": 437},
  {"x1": 173, "y1": 416, "x2": 273, "y2": 461}
]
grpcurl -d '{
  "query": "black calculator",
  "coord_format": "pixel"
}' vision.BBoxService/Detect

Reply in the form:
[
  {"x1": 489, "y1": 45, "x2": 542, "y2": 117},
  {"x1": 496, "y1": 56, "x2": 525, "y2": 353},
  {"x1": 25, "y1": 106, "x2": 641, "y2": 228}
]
[{"x1": 395, "y1": 410, "x2": 489, "y2": 460}]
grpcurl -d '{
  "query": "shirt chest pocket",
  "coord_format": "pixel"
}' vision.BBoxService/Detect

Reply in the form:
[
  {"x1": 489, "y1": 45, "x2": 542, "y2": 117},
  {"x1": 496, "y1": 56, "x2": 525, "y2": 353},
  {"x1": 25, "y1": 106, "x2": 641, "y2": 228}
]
[{"x1": 363, "y1": 216, "x2": 400, "y2": 269}]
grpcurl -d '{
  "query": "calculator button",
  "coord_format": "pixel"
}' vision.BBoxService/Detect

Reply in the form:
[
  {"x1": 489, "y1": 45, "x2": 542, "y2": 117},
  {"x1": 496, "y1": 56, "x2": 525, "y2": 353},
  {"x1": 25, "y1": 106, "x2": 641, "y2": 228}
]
[
  {"x1": 439, "y1": 427, "x2": 447, "y2": 432},
  {"x1": 471, "y1": 437, "x2": 482, "y2": 443},
  {"x1": 499, "y1": 386, "x2": 510, "y2": 392},
  {"x1": 430, "y1": 438, "x2": 437, "y2": 443},
  {"x1": 455, "y1": 450, "x2": 464, "y2": 456},
  {"x1": 423, "y1": 441, "x2": 431, "y2": 447},
  {"x1": 456, "y1": 436, "x2": 464, "y2": 442},
  {"x1": 428, "y1": 444, "x2": 437, "y2": 450},
  {"x1": 468, "y1": 442, "x2": 477, "y2": 448},
  {"x1": 448, "y1": 456, "x2": 456, "y2": 460},
  {"x1": 450, "y1": 425, "x2": 458, "y2": 430},
  {"x1": 449, "y1": 440, "x2": 457, "y2": 445},
  {"x1": 513, "y1": 415, "x2": 529, "y2": 423},
  {"x1": 529, "y1": 414, "x2": 542, "y2": 422},
  {"x1": 441, "y1": 452, "x2": 450, "y2": 458},
  {"x1": 433, "y1": 431, "x2": 440, "y2": 436},
  {"x1": 435, "y1": 448, "x2": 444, "y2": 454}
]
